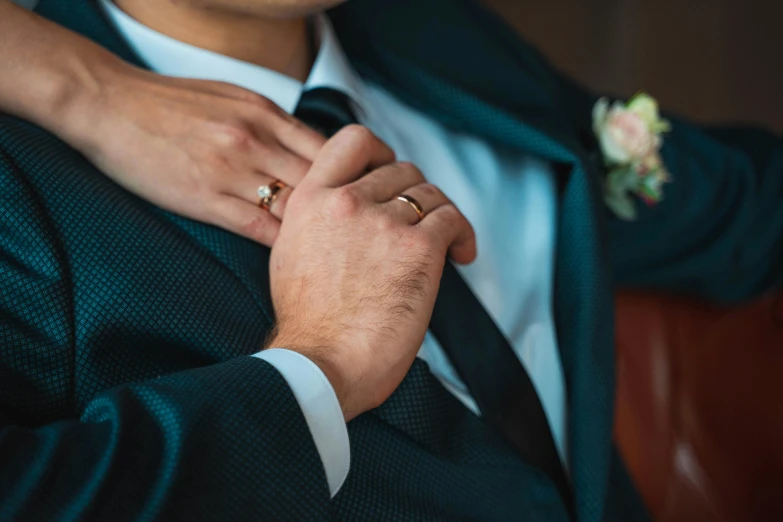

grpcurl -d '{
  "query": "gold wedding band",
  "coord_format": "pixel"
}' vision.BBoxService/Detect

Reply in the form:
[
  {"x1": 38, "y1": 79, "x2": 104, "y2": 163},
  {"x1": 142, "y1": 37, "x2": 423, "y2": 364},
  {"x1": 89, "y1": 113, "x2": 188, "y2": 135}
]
[
  {"x1": 397, "y1": 194, "x2": 425, "y2": 222},
  {"x1": 258, "y1": 181, "x2": 286, "y2": 211}
]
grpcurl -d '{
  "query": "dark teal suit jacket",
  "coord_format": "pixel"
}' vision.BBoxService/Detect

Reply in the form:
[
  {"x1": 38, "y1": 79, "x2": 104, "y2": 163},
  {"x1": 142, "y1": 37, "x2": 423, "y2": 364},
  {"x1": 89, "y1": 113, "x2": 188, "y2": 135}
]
[{"x1": 1, "y1": 0, "x2": 781, "y2": 520}]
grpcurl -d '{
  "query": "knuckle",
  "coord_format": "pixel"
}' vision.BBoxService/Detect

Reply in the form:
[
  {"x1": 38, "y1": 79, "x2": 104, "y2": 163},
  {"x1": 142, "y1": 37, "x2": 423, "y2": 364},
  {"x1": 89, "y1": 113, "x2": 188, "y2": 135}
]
[
  {"x1": 397, "y1": 161, "x2": 425, "y2": 181},
  {"x1": 215, "y1": 121, "x2": 255, "y2": 150},
  {"x1": 339, "y1": 124, "x2": 375, "y2": 145},
  {"x1": 326, "y1": 186, "x2": 363, "y2": 219},
  {"x1": 439, "y1": 204, "x2": 461, "y2": 226},
  {"x1": 417, "y1": 183, "x2": 442, "y2": 199}
]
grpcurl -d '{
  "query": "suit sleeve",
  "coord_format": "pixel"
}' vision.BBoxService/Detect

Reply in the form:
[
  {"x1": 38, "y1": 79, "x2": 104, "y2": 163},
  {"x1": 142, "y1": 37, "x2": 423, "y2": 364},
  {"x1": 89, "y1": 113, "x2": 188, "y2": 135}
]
[
  {"x1": 0, "y1": 154, "x2": 333, "y2": 521},
  {"x1": 0, "y1": 359, "x2": 334, "y2": 521},
  {"x1": 555, "y1": 73, "x2": 783, "y2": 303}
]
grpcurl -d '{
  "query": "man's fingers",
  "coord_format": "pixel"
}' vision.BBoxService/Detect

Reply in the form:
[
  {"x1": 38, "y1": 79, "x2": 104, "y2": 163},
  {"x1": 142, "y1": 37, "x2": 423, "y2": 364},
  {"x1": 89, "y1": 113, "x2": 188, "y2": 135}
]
[
  {"x1": 209, "y1": 196, "x2": 281, "y2": 247},
  {"x1": 351, "y1": 162, "x2": 426, "y2": 202},
  {"x1": 385, "y1": 183, "x2": 450, "y2": 225},
  {"x1": 303, "y1": 125, "x2": 395, "y2": 189},
  {"x1": 418, "y1": 204, "x2": 477, "y2": 265}
]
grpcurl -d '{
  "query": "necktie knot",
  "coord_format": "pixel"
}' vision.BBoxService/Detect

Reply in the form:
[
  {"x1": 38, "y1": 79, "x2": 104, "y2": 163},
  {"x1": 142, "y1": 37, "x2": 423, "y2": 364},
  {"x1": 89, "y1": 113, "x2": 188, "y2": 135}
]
[{"x1": 294, "y1": 87, "x2": 359, "y2": 138}]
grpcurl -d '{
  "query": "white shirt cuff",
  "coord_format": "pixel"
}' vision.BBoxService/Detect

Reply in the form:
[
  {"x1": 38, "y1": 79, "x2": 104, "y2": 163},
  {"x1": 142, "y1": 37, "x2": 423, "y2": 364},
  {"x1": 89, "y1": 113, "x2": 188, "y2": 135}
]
[{"x1": 253, "y1": 348, "x2": 350, "y2": 498}]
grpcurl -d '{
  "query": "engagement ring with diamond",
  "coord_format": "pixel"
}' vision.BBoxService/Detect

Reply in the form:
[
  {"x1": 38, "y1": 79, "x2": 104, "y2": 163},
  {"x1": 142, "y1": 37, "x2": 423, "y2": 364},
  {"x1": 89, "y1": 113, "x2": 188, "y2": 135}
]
[{"x1": 257, "y1": 181, "x2": 286, "y2": 211}]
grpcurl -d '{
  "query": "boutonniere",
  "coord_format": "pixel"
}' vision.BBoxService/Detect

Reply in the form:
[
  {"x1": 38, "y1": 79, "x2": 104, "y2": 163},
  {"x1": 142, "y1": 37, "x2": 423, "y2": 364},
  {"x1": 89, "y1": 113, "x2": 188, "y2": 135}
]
[{"x1": 592, "y1": 93, "x2": 672, "y2": 220}]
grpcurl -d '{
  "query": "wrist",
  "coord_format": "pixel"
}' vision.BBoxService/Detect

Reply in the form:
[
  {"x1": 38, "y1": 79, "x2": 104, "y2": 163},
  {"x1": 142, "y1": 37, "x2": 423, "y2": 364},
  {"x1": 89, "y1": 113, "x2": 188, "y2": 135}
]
[
  {"x1": 0, "y1": 3, "x2": 131, "y2": 151},
  {"x1": 45, "y1": 46, "x2": 130, "y2": 154},
  {"x1": 267, "y1": 331, "x2": 355, "y2": 420}
]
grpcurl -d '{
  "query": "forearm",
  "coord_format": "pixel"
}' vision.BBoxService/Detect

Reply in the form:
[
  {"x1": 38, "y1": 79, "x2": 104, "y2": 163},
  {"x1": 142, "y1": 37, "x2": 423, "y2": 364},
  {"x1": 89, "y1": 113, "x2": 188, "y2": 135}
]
[{"x1": 0, "y1": 0, "x2": 117, "y2": 140}]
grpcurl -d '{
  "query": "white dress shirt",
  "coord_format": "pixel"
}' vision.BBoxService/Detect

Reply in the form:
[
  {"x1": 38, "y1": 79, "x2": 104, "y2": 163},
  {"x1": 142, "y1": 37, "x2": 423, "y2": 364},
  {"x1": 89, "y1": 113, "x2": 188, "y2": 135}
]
[{"x1": 97, "y1": 0, "x2": 568, "y2": 498}]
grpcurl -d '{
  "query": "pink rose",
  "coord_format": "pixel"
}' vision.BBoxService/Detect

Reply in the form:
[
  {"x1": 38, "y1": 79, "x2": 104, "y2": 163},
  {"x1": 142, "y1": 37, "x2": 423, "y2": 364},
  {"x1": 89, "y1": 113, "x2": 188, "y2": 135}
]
[
  {"x1": 593, "y1": 94, "x2": 672, "y2": 220},
  {"x1": 599, "y1": 108, "x2": 656, "y2": 164}
]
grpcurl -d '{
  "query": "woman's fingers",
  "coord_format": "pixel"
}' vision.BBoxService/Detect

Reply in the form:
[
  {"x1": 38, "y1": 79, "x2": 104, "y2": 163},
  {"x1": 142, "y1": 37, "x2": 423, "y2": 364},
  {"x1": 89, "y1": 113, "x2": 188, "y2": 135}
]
[
  {"x1": 272, "y1": 112, "x2": 328, "y2": 162},
  {"x1": 209, "y1": 195, "x2": 282, "y2": 247},
  {"x1": 79, "y1": 67, "x2": 330, "y2": 248},
  {"x1": 217, "y1": 168, "x2": 292, "y2": 221},
  {"x1": 168, "y1": 76, "x2": 322, "y2": 183},
  {"x1": 254, "y1": 143, "x2": 311, "y2": 187}
]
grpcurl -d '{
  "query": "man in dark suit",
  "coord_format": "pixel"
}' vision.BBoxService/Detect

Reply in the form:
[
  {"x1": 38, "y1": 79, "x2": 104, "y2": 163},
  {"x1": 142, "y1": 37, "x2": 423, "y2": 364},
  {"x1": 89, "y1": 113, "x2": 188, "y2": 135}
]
[{"x1": 1, "y1": 0, "x2": 781, "y2": 521}]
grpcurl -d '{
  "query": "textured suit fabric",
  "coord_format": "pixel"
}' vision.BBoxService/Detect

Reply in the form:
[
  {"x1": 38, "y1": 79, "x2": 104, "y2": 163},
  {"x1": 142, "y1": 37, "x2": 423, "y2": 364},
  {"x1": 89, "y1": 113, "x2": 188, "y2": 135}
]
[{"x1": 0, "y1": 0, "x2": 780, "y2": 521}]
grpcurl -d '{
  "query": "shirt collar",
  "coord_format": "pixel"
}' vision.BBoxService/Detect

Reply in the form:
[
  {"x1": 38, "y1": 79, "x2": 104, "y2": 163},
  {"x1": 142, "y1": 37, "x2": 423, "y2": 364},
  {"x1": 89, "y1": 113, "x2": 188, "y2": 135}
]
[{"x1": 99, "y1": 0, "x2": 366, "y2": 115}]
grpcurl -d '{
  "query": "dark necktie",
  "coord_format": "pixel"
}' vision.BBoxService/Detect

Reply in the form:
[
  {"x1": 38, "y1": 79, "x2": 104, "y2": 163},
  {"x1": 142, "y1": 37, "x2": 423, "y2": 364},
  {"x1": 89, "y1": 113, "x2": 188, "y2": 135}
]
[
  {"x1": 295, "y1": 87, "x2": 360, "y2": 139},
  {"x1": 295, "y1": 87, "x2": 574, "y2": 515}
]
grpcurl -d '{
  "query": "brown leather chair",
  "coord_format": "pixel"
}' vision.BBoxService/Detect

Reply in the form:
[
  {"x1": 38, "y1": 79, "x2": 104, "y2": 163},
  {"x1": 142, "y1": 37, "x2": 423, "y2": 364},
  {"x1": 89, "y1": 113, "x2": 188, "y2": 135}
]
[{"x1": 614, "y1": 290, "x2": 783, "y2": 522}]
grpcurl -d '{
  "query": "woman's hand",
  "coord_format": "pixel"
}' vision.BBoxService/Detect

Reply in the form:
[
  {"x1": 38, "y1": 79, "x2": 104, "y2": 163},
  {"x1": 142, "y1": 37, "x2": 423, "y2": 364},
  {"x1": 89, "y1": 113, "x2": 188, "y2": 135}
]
[
  {"x1": 66, "y1": 61, "x2": 326, "y2": 246},
  {"x1": 1, "y1": 1, "x2": 324, "y2": 245}
]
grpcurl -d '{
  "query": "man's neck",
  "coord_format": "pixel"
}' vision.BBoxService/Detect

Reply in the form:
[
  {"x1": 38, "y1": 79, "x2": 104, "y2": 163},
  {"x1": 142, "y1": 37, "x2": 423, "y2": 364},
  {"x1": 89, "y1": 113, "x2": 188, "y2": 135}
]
[{"x1": 113, "y1": 1, "x2": 313, "y2": 82}]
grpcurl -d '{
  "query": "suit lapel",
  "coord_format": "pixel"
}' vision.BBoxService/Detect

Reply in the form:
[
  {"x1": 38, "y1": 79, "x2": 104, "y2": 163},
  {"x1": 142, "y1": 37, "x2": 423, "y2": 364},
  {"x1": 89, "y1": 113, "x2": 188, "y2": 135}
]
[
  {"x1": 38, "y1": 1, "x2": 616, "y2": 519},
  {"x1": 35, "y1": 0, "x2": 276, "y2": 319},
  {"x1": 330, "y1": 0, "x2": 579, "y2": 155},
  {"x1": 331, "y1": 2, "x2": 616, "y2": 521}
]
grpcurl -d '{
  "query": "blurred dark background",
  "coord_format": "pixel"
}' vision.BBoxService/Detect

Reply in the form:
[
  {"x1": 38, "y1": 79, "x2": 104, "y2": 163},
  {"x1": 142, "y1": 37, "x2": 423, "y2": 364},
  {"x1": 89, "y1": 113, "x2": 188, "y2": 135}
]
[
  {"x1": 483, "y1": 0, "x2": 783, "y2": 133},
  {"x1": 481, "y1": 4, "x2": 783, "y2": 521}
]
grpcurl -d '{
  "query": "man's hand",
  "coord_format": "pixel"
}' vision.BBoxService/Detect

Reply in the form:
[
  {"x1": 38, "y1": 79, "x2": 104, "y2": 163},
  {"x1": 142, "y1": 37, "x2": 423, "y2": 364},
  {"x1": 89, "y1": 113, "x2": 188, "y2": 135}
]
[{"x1": 268, "y1": 126, "x2": 476, "y2": 421}]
